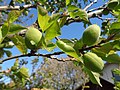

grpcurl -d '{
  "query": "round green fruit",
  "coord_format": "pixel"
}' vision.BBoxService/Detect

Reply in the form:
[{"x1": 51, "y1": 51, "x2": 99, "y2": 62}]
[
  {"x1": 25, "y1": 27, "x2": 42, "y2": 50},
  {"x1": 82, "y1": 24, "x2": 101, "y2": 46},
  {"x1": 83, "y1": 52, "x2": 104, "y2": 72}
]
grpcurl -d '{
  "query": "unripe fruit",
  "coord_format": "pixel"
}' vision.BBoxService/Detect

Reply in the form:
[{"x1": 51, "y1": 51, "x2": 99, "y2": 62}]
[
  {"x1": 83, "y1": 52, "x2": 104, "y2": 72},
  {"x1": 82, "y1": 24, "x2": 101, "y2": 46},
  {"x1": 25, "y1": 27, "x2": 42, "y2": 50}
]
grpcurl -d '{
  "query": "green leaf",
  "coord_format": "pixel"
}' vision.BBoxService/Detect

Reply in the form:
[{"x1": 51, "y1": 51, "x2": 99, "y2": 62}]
[
  {"x1": 0, "y1": 49, "x2": 4, "y2": 58},
  {"x1": 70, "y1": 9, "x2": 88, "y2": 21},
  {"x1": 74, "y1": 38, "x2": 84, "y2": 50},
  {"x1": 8, "y1": 24, "x2": 27, "y2": 34},
  {"x1": 104, "y1": 53, "x2": 120, "y2": 63},
  {"x1": 68, "y1": 5, "x2": 88, "y2": 21},
  {"x1": 84, "y1": 67, "x2": 102, "y2": 87},
  {"x1": 44, "y1": 41, "x2": 56, "y2": 52},
  {"x1": 66, "y1": 0, "x2": 72, "y2": 6},
  {"x1": 19, "y1": 66, "x2": 29, "y2": 78},
  {"x1": 112, "y1": 68, "x2": 120, "y2": 75},
  {"x1": 49, "y1": 13, "x2": 60, "y2": 22},
  {"x1": 112, "y1": 40, "x2": 120, "y2": 50},
  {"x1": 74, "y1": 39, "x2": 84, "y2": 55},
  {"x1": 92, "y1": 42, "x2": 113, "y2": 59},
  {"x1": 61, "y1": 39, "x2": 74, "y2": 47},
  {"x1": 10, "y1": 35, "x2": 27, "y2": 54},
  {"x1": 68, "y1": 5, "x2": 79, "y2": 12},
  {"x1": 0, "y1": 28, "x2": 2, "y2": 43},
  {"x1": 110, "y1": 22, "x2": 120, "y2": 34},
  {"x1": 4, "y1": 50, "x2": 12, "y2": 57},
  {"x1": 7, "y1": 10, "x2": 22, "y2": 23},
  {"x1": 59, "y1": 16, "x2": 67, "y2": 27},
  {"x1": 37, "y1": 6, "x2": 51, "y2": 32},
  {"x1": 0, "y1": 23, "x2": 9, "y2": 43},
  {"x1": 56, "y1": 40, "x2": 80, "y2": 59},
  {"x1": 45, "y1": 21, "x2": 61, "y2": 40}
]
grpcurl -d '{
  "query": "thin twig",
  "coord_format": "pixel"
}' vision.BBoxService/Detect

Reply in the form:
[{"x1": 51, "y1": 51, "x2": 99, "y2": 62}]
[
  {"x1": 0, "y1": 4, "x2": 36, "y2": 11},
  {"x1": 84, "y1": 0, "x2": 98, "y2": 11}
]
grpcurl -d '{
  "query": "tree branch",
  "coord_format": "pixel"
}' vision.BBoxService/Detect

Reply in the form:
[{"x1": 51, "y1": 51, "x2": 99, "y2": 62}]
[
  {"x1": 0, "y1": 51, "x2": 64, "y2": 63},
  {"x1": 0, "y1": 4, "x2": 36, "y2": 11},
  {"x1": 84, "y1": 0, "x2": 98, "y2": 11},
  {"x1": 65, "y1": 9, "x2": 104, "y2": 25}
]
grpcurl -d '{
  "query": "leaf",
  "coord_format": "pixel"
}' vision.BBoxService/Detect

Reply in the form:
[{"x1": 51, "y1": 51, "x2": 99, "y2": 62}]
[
  {"x1": 0, "y1": 28, "x2": 2, "y2": 43},
  {"x1": 4, "y1": 50, "x2": 12, "y2": 57},
  {"x1": 10, "y1": 35, "x2": 27, "y2": 54},
  {"x1": 61, "y1": 39, "x2": 74, "y2": 47},
  {"x1": 19, "y1": 66, "x2": 29, "y2": 78},
  {"x1": 112, "y1": 40, "x2": 120, "y2": 50},
  {"x1": 104, "y1": 53, "x2": 120, "y2": 63},
  {"x1": 92, "y1": 42, "x2": 113, "y2": 59},
  {"x1": 49, "y1": 13, "x2": 60, "y2": 22},
  {"x1": 110, "y1": 22, "x2": 120, "y2": 34},
  {"x1": 74, "y1": 39, "x2": 84, "y2": 55},
  {"x1": 68, "y1": 5, "x2": 79, "y2": 12},
  {"x1": 0, "y1": 23, "x2": 9, "y2": 43},
  {"x1": 56, "y1": 40, "x2": 80, "y2": 59},
  {"x1": 70, "y1": 9, "x2": 88, "y2": 21},
  {"x1": 45, "y1": 21, "x2": 61, "y2": 40},
  {"x1": 84, "y1": 67, "x2": 102, "y2": 87},
  {"x1": 44, "y1": 41, "x2": 56, "y2": 52},
  {"x1": 8, "y1": 24, "x2": 27, "y2": 34},
  {"x1": 68, "y1": 5, "x2": 88, "y2": 21},
  {"x1": 112, "y1": 68, "x2": 120, "y2": 75},
  {"x1": 37, "y1": 6, "x2": 51, "y2": 32},
  {"x1": 59, "y1": 16, "x2": 67, "y2": 27},
  {"x1": 7, "y1": 10, "x2": 22, "y2": 23},
  {"x1": 0, "y1": 49, "x2": 4, "y2": 58},
  {"x1": 66, "y1": 0, "x2": 72, "y2": 6}
]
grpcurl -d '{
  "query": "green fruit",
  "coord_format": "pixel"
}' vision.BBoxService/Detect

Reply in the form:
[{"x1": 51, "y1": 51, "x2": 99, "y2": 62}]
[
  {"x1": 82, "y1": 24, "x2": 101, "y2": 46},
  {"x1": 83, "y1": 52, "x2": 104, "y2": 72},
  {"x1": 25, "y1": 27, "x2": 42, "y2": 50},
  {"x1": 107, "y1": 0, "x2": 118, "y2": 9}
]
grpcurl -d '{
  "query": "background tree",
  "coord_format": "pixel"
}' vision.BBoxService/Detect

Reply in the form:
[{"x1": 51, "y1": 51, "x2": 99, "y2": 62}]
[{"x1": 0, "y1": 0, "x2": 120, "y2": 90}]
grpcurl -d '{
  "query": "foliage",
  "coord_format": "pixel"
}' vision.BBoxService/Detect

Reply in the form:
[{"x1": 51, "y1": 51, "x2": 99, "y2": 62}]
[{"x1": 0, "y1": 0, "x2": 120, "y2": 89}]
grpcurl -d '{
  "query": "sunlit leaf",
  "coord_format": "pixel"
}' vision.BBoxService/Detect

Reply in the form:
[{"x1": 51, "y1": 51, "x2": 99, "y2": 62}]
[
  {"x1": 66, "y1": 0, "x2": 72, "y2": 6},
  {"x1": 10, "y1": 35, "x2": 27, "y2": 54},
  {"x1": 0, "y1": 23, "x2": 9, "y2": 43},
  {"x1": 68, "y1": 5, "x2": 88, "y2": 21},
  {"x1": 45, "y1": 21, "x2": 61, "y2": 40},
  {"x1": 49, "y1": 13, "x2": 60, "y2": 22},
  {"x1": 8, "y1": 24, "x2": 27, "y2": 34},
  {"x1": 110, "y1": 22, "x2": 120, "y2": 34},
  {"x1": 91, "y1": 42, "x2": 114, "y2": 60},
  {"x1": 19, "y1": 66, "x2": 29, "y2": 79},
  {"x1": 7, "y1": 10, "x2": 22, "y2": 23},
  {"x1": 59, "y1": 16, "x2": 67, "y2": 27},
  {"x1": 104, "y1": 53, "x2": 120, "y2": 63},
  {"x1": 56, "y1": 40, "x2": 80, "y2": 59},
  {"x1": 44, "y1": 41, "x2": 56, "y2": 52},
  {"x1": 37, "y1": 6, "x2": 51, "y2": 32},
  {"x1": 112, "y1": 40, "x2": 120, "y2": 50},
  {"x1": 84, "y1": 67, "x2": 102, "y2": 87}
]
